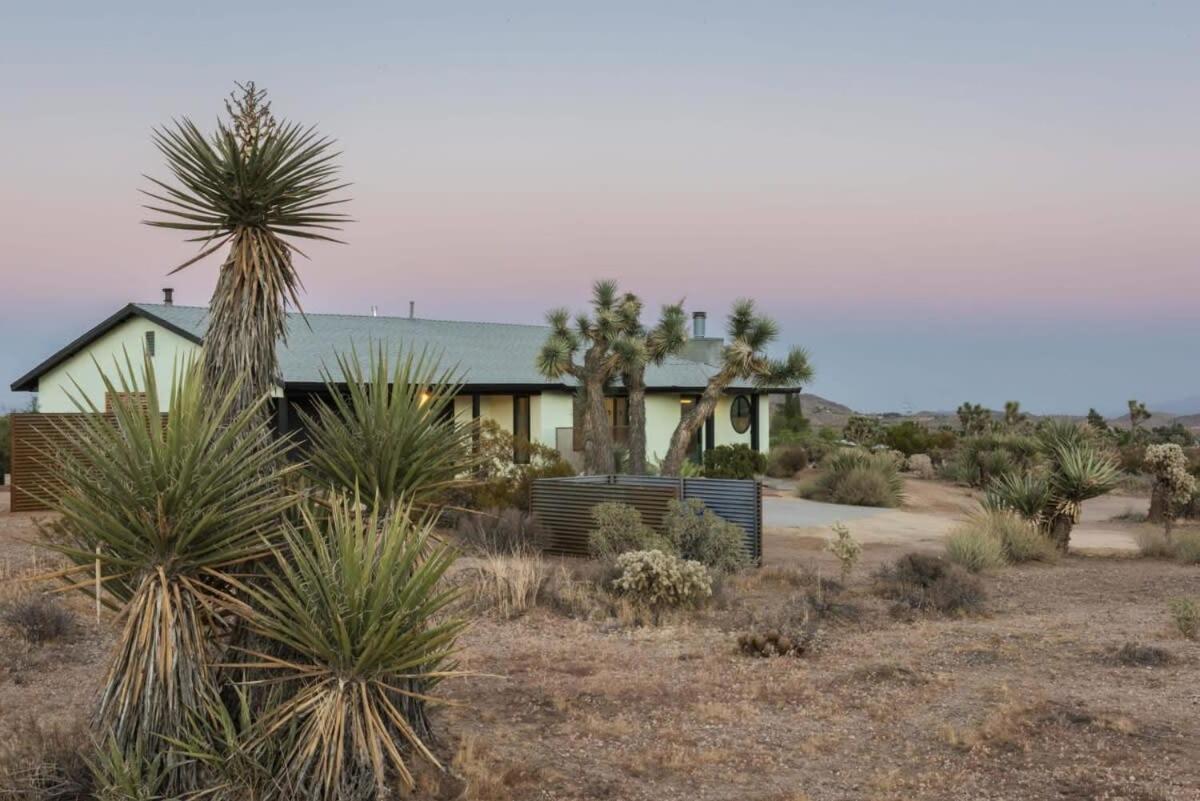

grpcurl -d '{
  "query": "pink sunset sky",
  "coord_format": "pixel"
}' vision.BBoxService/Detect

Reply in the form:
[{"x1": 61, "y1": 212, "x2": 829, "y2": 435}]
[{"x1": 2, "y1": 3, "x2": 1198, "y2": 413}]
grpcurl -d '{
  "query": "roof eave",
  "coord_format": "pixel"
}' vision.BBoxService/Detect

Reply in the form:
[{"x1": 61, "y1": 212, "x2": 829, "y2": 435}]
[{"x1": 10, "y1": 304, "x2": 204, "y2": 392}]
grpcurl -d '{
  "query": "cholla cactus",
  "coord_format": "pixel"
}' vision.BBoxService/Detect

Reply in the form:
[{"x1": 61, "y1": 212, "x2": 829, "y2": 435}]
[
  {"x1": 1144, "y1": 444, "x2": 1197, "y2": 537},
  {"x1": 828, "y1": 522, "x2": 862, "y2": 582},
  {"x1": 611, "y1": 550, "x2": 711, "y2": 618}
]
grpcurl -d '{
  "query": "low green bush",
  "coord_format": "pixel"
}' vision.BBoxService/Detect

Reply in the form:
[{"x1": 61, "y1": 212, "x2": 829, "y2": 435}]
[
  {"x1": 587, "y1": 502, "x2": 671, "y2": 563},
  {"x1": 944, "y1": 526, "x2": 1008, "y2": 573},
  {"x1": 766, "y1": 444, "x2": 809, "y2": 478},
  {"x1": 611, "y1": 550, "x2": 711, "y2": 619},
  {"x1": 703, "y1": 444, "x2": 766, "y2": 479},
  {"x1": 662, "y1": 498, "x2": 749, "y2": 575},
  {"x1": 798, "y1": 449, "x2": 904, "y2": 508},
  {"x1": 470, "y1": 419, "x2": 576, "y2": 511}
]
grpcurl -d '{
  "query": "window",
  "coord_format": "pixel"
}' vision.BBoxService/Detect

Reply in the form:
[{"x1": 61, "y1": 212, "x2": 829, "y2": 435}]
[
  {"x1": 730, "y1": 395, "x2": 753, "y2": 434},
  {"x1": 513, "y1": 395, "x2": 532, "y2": 464},
  {"x1": 681, "y1": 395, "x2": 703, "y2": 464},
  {"x1": 144, "y1": 330, "x2": 156, "y2": 357}
]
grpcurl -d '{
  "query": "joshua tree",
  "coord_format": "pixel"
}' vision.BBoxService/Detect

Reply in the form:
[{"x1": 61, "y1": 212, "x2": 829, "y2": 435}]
[
  {"x1": 1003, "y1": 400, "x2": 1028, "y2": 431},
  {"x1": 957, "y1": 402, "x2": 991, "y2": 435},
  {"x1": 985, "y1": 420, "x2": 1120, "y2": 552},
  {"x1": 617, "y1": 297, "x2": 688, "y2": 474},
  {"x1": 1128, "y1": 399, "x2": 1151, "y2": 432},
  {"x1": 660, "y1": 300, "x2": 812, "y2": 476},
  {"x1": 1086, "y1": 408, "x2": 1109, "y2": 432},
  {"x1": 143, "y1": 82, "x2": 350, "y2": 419},
  {"x1": 537, "y1": 281, "x2": 641, "y2": 474}
]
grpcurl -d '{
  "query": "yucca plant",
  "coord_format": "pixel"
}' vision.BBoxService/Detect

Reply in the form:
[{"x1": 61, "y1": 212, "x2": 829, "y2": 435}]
[
  {"x1": 38, "y1": 354, "x2": 294, "y2": 791},
  {"x1": 300, "y1": 345, "x2": 478, "y2": 515},
  {"x1": 143, "y1": 82, "x2": 351, "y2": 418},
  {"x1": 235, "y1": 495, "x2": 464, "y2": 795},
  {"x1": 985, "y1": 422, "x2": 1120, "y2": 552}
]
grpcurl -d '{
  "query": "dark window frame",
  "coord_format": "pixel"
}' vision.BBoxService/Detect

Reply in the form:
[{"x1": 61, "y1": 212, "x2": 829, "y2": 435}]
[
  {"x1": 730, "y1": 394, "x2": 753, "y2": 434},
  {"x1": 513, "y1": 394, "x2": 532, "y2": 464}
]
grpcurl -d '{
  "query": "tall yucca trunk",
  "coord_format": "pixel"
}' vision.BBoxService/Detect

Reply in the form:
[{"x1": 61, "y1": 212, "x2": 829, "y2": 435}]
[
  {"x1": 203, "y1": 228, "x2": 291, "y2": 421},
  {"x1": 625, "y1": 369, "x2": 648, "y2": 475}
]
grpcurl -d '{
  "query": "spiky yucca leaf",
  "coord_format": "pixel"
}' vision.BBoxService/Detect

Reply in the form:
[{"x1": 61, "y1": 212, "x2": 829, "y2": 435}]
[
  {"x1": 1049, "y1": 443, "x2": 1121, "y2": 507},
  {"x1": 983, "y1": 471, "x2": 1052, "y2": 524},
  {"x1": 300, "y1": 345, "x2": 477, "y2": 515},
  {"x1": 237, "y1": 496, "x2": 465, "y2": 794},
  {"x1": 41, "y1": 353, "x2": 293, "y2": 783}
]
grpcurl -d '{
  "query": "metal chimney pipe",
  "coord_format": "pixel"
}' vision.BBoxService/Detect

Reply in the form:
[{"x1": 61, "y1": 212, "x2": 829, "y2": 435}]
[
  {"x1": 162, "y1": 287, "x2": 174, "y2": 305},
  {"x1": 371, "y1": 305, "x2": 378, "y2": 317},
  {"x1": 692, "y1": 311, "x2": 706, "y2": 338},
  {"x1": 409, "y1": 301, "x2": 415, "y2": 319}
]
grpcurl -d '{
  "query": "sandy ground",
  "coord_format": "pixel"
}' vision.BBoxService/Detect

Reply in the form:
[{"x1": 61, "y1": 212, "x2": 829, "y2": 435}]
[{"x1": 2, "y1": 487, "x2": 1199, "y2": 800}]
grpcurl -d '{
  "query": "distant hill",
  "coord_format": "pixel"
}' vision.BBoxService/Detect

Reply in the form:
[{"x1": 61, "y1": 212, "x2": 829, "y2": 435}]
[{"x1": 771, "y1": 393, "x2": 1200, "y2": 432}]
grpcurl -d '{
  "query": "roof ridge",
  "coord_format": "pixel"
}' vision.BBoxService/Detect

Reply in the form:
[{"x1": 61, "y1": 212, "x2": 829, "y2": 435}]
[{"x1": 136, "y1": 302, "x2": 552, "y2": 330}]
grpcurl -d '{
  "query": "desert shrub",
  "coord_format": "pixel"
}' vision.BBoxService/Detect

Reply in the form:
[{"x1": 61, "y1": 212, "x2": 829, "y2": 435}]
[
  {"x1": 470, "y1": 419, "x2": 576, "y2": 511},
  {"x1": 610, "y1": 550, "x2": 711, "y2": 619},
  {"x1": 737, "y1": 625, "x2": 821, "y2": 658},
  {"x1": 873, "y1": 553, "x2": 985, "y2": 615},
  {"x1": 1117, "y1": 444, "x2": 1147, "y2": 475},
  {"x1": 455, "y1": 508, "x2": 544, "y2": 556},
  {"x1": 1, "y1": 595, "x2": 74, "y2": 644},
  {"x1": 703, "y1": 444, "x2": 766, "y2": 479},
  {"x1": 799, "y1": 449, "x2": 904, "y2": 508},
  {"x1": 587, "y1": 502, "x2": 672, "y2": 562},
  {"x1": 949, "y1": 433, "x2": 1039, "y2": 488},
  {"x1": 827, "y1": 522, "x2": 861, "y2": 582},
  {"x1": 0, "y1": 719, "x2": 92, "y2": 801},
  {"x1": 1116, "y1": 642, "x2": 1171, "y2": 667},
  {"x1": 944, "y1": 526, "x2": 1008, "y2": 573},
  {"x1": 1135, "y1": 529, "x2": 1176, "y2": 558},
  {"x1": 1169, "y1": 598, "x2": 1198, "y2": 640},
  {"x1": 465, "y1": 554, "x2": 548, "y2": 619},
  {"x1": 662, "y1": 498, "x2": 749, "y2": 575},
  {"x1": 1174, "y1": 531, "x2": 1200, "y2": 564},
  {"x1": 906, "y1": 453, "x2": 935, "y2": 479},
  {"x1": 1144, "y1": 443, "x2": 1198, "y2": 534},
  {"x1": 766, "y1": 444, "x2": 809, "y2": 478}
]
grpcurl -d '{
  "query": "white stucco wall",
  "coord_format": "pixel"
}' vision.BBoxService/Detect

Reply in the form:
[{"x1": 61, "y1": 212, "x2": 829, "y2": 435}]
[
  {"x1": 35, "y1": 319, "x2": 201, "y2": 413},
  {"x1": 536, "y1": 392, "x2": 573, "y2": 450}
]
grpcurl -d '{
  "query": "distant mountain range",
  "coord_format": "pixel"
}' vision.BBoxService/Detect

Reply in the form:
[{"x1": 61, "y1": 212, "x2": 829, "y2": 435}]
[{"x1": 775, "y1": 393, "x2": 1200, "y2": 432}]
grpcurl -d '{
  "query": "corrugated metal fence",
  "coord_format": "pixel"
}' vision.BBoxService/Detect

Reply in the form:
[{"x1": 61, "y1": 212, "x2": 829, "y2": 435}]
[{"x1": 530, "y1": 475, "x2": 762, "y2": 562}]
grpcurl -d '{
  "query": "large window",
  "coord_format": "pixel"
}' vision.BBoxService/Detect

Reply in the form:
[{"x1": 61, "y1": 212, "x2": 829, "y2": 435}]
[
  {"x1": 730, "y1": 395, "x2": 752, "y2": 434},
  {"x1": 513, "y1": 395, "x2": 532, "y2": 464}
]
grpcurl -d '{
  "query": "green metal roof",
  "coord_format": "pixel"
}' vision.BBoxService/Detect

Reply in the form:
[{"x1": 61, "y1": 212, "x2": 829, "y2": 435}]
[{"x1": 132, "y1": 303, "x2": 758, "y2": 392}]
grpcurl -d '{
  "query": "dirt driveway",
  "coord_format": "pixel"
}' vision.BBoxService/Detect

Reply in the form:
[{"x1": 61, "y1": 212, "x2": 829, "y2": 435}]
[{"x1": 763, "y1": 477, "x2": 1148, "y2": 554}]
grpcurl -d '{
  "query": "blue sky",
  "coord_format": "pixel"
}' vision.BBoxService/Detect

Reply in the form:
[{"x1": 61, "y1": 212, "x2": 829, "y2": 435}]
[{"x1": 2, "y1": 2, "x2": 1198, "y2": 413}]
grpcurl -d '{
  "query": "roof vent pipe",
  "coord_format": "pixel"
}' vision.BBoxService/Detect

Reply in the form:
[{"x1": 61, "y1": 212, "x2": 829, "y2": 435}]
[
  {"x1": 162, "y1": 287, "x2": 174, "y2": 305},
  {"x1": 409, "y1": 301, "x2": 415, "y2": 319},
  {"x1": 371, "y1": 305, "x2": 378, "y2": 317},
  {"x1": 692, "y1": 311, "x2": 706, "y2": 338}
]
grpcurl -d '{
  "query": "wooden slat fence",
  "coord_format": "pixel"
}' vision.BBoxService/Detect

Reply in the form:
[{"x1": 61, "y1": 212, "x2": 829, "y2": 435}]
[{"x1": 9, "y1": 412, "x2": 160, "y2": 513}]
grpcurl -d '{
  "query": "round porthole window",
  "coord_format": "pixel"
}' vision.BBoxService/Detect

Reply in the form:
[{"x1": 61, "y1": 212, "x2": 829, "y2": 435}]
[{"x1": 730, "y1": 395, "x2": 752, "y2": 434}]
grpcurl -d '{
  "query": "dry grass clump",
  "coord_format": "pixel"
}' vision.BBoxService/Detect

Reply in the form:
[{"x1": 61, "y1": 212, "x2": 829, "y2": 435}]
[
  {"x1": 1, "y1": 595, "x2": 75, "y2": 644},
  {"x1": 1168, "y1": 598, "x2": 1198, "y2": 640},
  {"x1": 1135, "y1": 528, "x2": 1176, "y2": 558},
  {"x1": 1174, "y1": 531, "x2": 1200, "y2": 564},
  {"x1": 944, "y1": 526, "x2": 1007, "y2": 574},
  {"x1": 464, "y1": 553, "x2": 548, "y2": 619},
  {"x1": 941, "y1": 697, "x2": 1136, "y2": 754},
  {"x1": 0, "y1": 719, "x2": 92, "y2": 801},
  {"x1": 873, "y1": 553, "x2": 985, "y2": 616},
  {"x1": 454, "y1": 508, "x2": 545, "y2": 556},
  {"x1": 1115, "y1": 642, "x2": 1171, "y2": 667}
]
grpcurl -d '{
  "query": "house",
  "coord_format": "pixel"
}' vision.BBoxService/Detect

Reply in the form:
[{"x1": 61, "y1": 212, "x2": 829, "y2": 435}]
[{"x1": 10, "y1": 296, "x2": 781, "y2": 467}]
